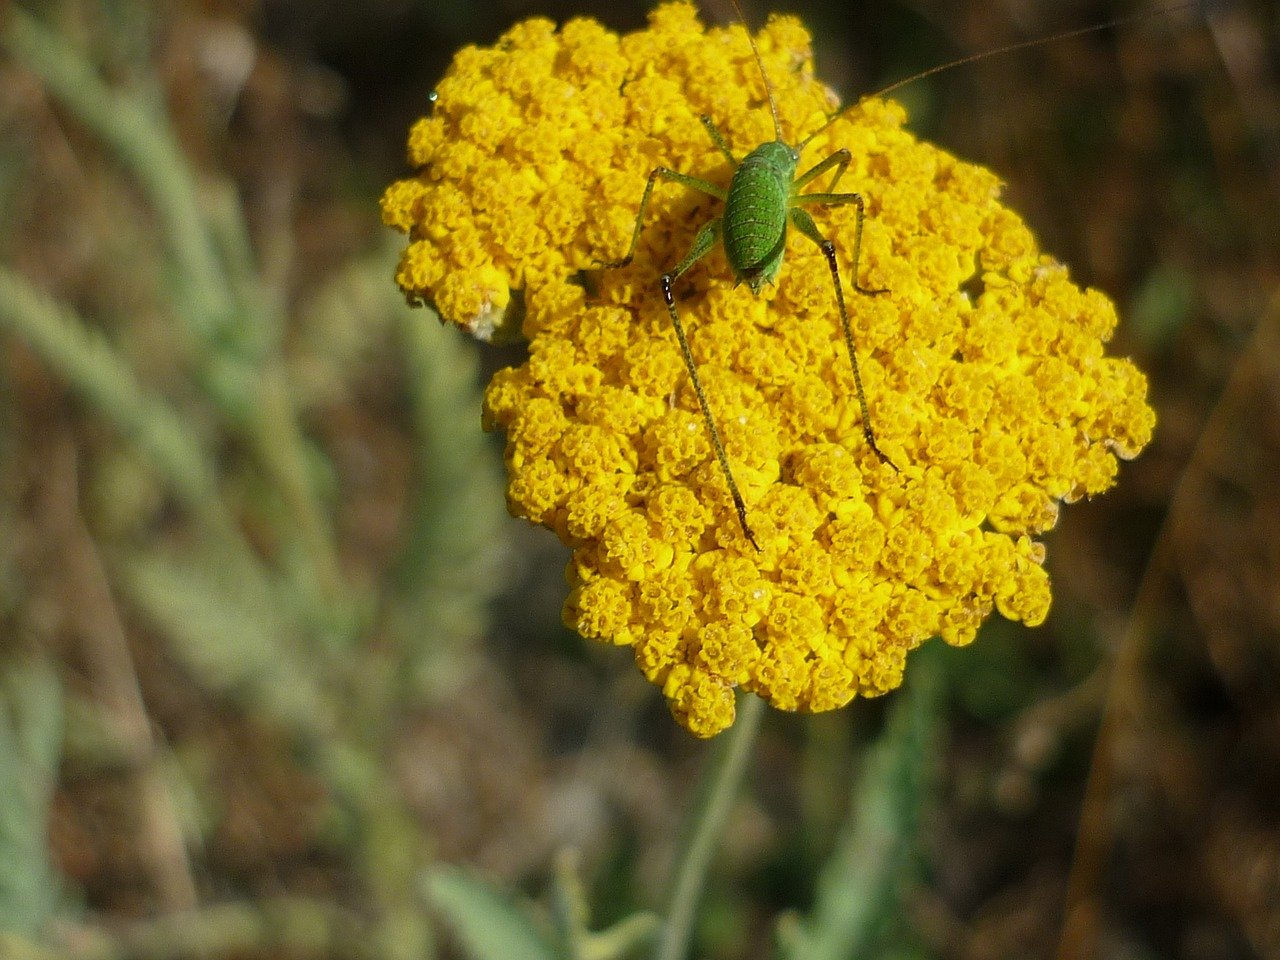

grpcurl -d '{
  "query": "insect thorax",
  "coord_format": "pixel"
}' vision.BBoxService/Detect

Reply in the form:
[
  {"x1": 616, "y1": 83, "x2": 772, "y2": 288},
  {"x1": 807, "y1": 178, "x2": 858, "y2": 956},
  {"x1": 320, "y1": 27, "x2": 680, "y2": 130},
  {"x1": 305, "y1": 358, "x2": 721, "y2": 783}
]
[{"x1": 724, "y1": 140, "x2": 800, "y2": 293}]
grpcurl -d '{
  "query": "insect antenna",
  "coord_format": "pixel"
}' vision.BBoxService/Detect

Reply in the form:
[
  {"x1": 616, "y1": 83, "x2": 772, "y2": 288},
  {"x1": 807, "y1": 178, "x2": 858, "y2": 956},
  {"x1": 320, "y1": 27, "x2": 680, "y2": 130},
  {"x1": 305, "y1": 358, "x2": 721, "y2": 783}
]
[
  {"x1": 797, "y1": 0, "x2": 1205, "y2": 152},
  {"x1": 729, "y1": 0, "x2": 785, "y2": 142}
]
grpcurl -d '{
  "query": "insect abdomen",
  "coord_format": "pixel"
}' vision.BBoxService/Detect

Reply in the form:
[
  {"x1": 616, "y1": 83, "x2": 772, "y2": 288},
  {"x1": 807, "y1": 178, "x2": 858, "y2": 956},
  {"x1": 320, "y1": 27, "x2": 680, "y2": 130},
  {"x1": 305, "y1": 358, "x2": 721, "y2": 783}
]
[{"x1": 724, "y1": 145, "x2": 793, "y2": 288}]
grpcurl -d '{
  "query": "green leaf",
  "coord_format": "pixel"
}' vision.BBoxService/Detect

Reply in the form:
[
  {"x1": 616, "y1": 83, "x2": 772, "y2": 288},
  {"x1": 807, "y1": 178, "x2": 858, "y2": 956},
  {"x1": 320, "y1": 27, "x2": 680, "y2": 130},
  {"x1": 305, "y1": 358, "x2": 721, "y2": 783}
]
[
  {"x1": 0, "y1": 659, "x2": 63, "y2": 937},
  {"x1": 0, "y1": 268, "x2": 218, "y2": 514},
  {"x1": 120, "y1": 546, "x2": 332, "y2": 738},
  {"x1": 388, "y1": 260, "x2": 505, "y2": 700},
  {"x1": 425, "y1": 866, "x2": 558, "y2": 960}
]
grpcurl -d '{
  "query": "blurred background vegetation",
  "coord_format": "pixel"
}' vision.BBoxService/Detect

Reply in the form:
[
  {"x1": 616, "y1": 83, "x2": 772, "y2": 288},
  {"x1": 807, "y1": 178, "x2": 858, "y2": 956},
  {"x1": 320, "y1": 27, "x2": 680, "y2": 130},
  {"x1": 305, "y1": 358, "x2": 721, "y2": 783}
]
[{"x1": 0, "y1": 0, "x2": 1277, "y2": 958}]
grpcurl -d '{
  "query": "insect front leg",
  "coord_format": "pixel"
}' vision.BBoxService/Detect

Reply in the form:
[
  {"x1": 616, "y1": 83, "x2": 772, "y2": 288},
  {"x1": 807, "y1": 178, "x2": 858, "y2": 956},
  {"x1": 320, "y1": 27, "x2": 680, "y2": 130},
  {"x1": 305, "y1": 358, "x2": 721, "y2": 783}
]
[
  {"x1": 661, "y1": 218, "x2": 761, "y2": 550},
  {"x1": 789, "y1": 205, "x2": 897, "y2": 471},
  {"x1": 596, "y1": 168, "x2": 726, "y2": 269}
]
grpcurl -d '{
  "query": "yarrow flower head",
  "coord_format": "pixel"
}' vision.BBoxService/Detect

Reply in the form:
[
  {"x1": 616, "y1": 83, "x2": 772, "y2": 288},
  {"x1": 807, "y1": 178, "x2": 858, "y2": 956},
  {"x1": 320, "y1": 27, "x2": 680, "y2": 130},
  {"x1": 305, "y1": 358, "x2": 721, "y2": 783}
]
[{"x1": 381, "y1": 3, "x2": 1156, "y2": 737}]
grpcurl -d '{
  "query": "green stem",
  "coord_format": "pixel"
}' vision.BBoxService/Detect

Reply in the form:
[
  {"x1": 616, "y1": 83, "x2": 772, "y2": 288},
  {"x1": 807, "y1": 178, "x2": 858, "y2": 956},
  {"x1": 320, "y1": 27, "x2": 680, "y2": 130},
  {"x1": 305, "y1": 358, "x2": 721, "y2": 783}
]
[
  {"x1": 782, "y1": 641, "x2": 946, "y2": 960},
  {"x1": 655, "y1": 691, "x2": 766, "y2": 960},
  {"x1": 252, "y1": 365, "x2": 342, "y2": 601}
]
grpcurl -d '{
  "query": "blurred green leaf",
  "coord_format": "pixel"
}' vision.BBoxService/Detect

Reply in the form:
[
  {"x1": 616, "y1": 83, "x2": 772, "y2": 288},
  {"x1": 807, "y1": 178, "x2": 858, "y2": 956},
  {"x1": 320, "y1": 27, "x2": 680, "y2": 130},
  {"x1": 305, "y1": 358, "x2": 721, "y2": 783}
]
[
  {"x1": 940, "y1": 619, "x2": 1038, "y2": 723},
  {"x1": 120, "y1": 546, "x2": 334, "y2": 739},
  {"x1": 578, "y1": 914, "x2": 660, "y2": 960},
  {"x1": 291, "y1": 240, "x2": 506, "y2": 699},
  {"x1": 0, "y1": 659, "x2": 63, "y2": 938},
  {"x1": 549, "y1": 852, "x2": 658, "y2": 960},
  {"x1": 291, "y1": 248, "x2": 400, "y2": 410},
  {"x1": 0, "y1": 268, "x2": 219, "y2": 515},
  {"x1": 1, "y1": 8, "x2": 241, "y2": 352},
  {"x1": 388, "y1": 258, "x2": 505, "y2": 700},
  {"x1": 425, "y1": 866, "x2": 558, "y2": 960},
  {"x1": 1128, "y1": 262, "x2": 1196, "y2": 350}
]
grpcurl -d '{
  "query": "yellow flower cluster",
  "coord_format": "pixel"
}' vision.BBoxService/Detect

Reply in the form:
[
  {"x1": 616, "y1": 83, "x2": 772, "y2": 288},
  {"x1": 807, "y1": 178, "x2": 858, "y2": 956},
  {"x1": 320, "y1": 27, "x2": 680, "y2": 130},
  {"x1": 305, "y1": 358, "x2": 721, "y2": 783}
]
[{"x1": 381, "y1": 3, "x2": 1155, "y2": 737}]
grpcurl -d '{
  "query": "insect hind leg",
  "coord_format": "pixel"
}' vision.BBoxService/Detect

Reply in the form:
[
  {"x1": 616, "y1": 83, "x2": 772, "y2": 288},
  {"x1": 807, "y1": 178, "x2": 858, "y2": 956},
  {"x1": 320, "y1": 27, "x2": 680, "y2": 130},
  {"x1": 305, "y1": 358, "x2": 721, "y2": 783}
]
[
  {"x1": 789, "y1": 205, "x2": 897, "y2": 471},
  {"x1": 661, "y1": 218, "x2": 761, "y2": 550}
]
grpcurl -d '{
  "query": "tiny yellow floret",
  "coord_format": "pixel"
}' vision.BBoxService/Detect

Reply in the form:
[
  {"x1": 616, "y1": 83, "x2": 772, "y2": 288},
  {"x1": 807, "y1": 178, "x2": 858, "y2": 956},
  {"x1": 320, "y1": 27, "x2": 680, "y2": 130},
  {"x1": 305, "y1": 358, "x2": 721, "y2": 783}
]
[{"x1": 381, "y1": 3, "x2": 1156, "y2": 737}]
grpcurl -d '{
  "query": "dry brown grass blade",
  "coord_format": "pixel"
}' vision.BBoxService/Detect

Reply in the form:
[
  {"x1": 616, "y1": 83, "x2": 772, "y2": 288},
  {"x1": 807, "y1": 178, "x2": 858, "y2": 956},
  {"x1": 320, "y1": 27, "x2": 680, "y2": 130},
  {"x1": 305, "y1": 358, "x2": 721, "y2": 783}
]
[{"x1": 1059, "y1": 290, "x2": 1280, "y2": 959}]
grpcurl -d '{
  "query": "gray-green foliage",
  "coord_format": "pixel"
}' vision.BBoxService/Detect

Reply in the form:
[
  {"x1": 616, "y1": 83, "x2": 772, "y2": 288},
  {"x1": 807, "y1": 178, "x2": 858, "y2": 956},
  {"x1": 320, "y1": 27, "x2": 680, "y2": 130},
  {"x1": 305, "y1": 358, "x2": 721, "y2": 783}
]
[
  {"x1": 426, "y1": 858, "x2": 659, "y2": 960},
  {"x1": 0, "y1": 5, "x2": 507, "y2": 957},
  {"x1": 0, "y1": 3, "x2": 504, "y2": 718},
  {"x1": 388, "y1": 276, "x2": 504, "y2": 699},
  {"x1": 122, "y1": 544, "x2": 333, "y2": 734},
  {"x1": 426, "y1": 867, "x2": 559, "y2": 960}
]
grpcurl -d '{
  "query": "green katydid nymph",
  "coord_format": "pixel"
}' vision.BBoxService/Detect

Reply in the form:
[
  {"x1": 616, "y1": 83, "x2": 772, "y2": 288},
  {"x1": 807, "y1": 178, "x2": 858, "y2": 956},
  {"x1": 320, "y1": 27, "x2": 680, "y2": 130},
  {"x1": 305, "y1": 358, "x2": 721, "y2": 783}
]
[
  {"x1": 599, "y1": 0, "x2": 1195, "y2": 550},
  {"x1": 599, "y1": 0, "x2": 893, "y2": 551}
]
